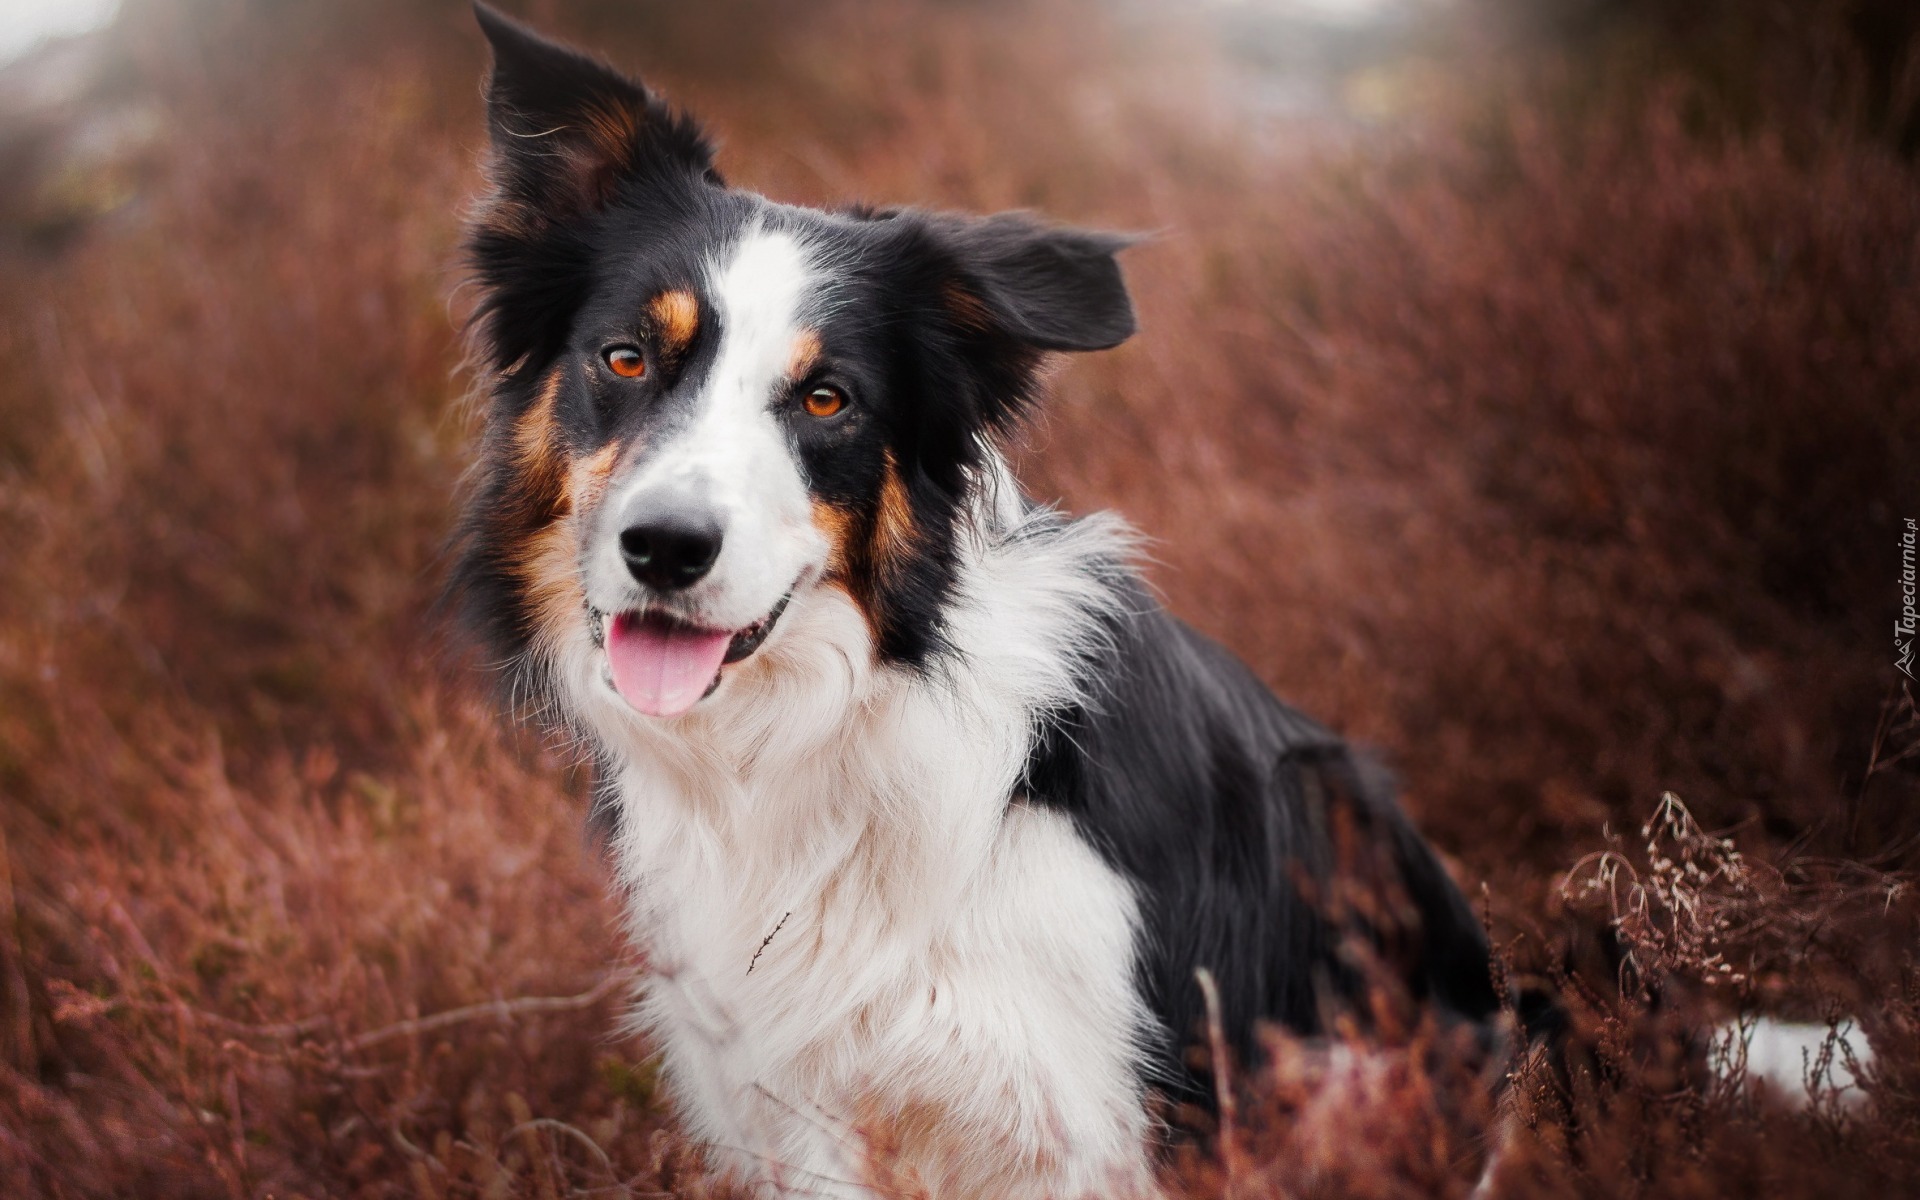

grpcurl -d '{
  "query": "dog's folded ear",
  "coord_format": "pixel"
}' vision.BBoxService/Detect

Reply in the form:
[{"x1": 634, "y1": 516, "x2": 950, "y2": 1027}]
[
  {"x1": 940, "y1": 213, "x2": 1139, "y2": 353},
  {"x1": 884, "y1": 212, "x2": 1138, "y2": 453},
  {"x1": 473, "y1": 1, "x2": 717, "y2": 229}
]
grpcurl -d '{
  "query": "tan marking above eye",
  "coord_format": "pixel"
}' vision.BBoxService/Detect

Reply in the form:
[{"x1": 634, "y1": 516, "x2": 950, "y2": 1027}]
[
  {"x1": 802, "y1": 386, "x2": 847, "y2": 418},
  {"x1": 648, "y1": 290, "x2": 699, "y2": 355},
  {"x1": 605, "y1": 346, "x2": 646, "y2": 378},
  {"x1": 787, "y1": 328, "x2": 824, "y2": 380}
]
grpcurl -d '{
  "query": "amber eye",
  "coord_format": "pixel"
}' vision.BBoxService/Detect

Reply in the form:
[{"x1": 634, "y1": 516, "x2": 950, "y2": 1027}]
[
  {"x1": 802, "y1": 386, "x2": 847, "y2": 418},
  {"x1": 604, "y1": 346, "x2": 646, "y2": 378}
]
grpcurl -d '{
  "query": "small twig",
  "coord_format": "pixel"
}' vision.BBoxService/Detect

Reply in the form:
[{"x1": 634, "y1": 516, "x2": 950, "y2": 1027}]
[
  {"x1": 340, "y1": 974, "x2": 625, "y2": 1054},
  {"x1": 508, "y1": 1117, "x2": 625, "y2": 1194},
  {"x1": 1195, "y1": 966, "x2": 1244, "y2": 1186},
  {"x1": 204, "y1": 1010, "x2": 336, "y2": 1039},
  {"x1": 747, "y1": 911, "x2": 792, "y2": 976},
  {"x1": 509, "y1": 1118, "x2": 618, "y2": 1174}
]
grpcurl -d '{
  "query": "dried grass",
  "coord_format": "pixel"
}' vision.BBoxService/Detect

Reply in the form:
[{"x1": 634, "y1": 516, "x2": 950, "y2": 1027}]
[{"x1": 1, "y1": 0, "x2": 1916, "y2": 1195}]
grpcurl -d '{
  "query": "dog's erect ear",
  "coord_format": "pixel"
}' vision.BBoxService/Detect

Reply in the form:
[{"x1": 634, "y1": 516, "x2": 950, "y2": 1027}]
[
  {"x1": 941, "y1": 213, "x2": 1138, "y2": 352},
  {"x1": 473, "y1": 1, "x2": 717, "y2": 228}
]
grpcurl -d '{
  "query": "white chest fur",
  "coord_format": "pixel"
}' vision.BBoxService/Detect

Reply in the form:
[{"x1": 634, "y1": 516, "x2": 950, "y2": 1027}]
[{"x1": 571, "y1": 511, "x2": 1159, "y2": 1198}]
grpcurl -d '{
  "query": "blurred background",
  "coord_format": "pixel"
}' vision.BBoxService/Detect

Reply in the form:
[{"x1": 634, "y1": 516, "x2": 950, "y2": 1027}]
[{"x1": 1, "y1": 0, "x2": 1917, "y2": 1196}]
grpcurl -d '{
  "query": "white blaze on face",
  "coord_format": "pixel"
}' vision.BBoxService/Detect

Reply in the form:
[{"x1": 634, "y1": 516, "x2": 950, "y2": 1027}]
[{"x1": 592, "y1": 221, "x2": 830, "y2": 632}]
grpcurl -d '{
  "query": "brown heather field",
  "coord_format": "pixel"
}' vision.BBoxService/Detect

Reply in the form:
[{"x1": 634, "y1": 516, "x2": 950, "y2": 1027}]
[{"x1": 1, "y1": 0, "x2": 1918, "y2": 1195}]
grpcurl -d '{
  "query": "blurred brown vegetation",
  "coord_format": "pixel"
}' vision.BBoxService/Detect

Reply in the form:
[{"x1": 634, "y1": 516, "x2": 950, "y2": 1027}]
[{"x1": 0, "y1": 0, "x2": 1916, "y2": 1196}]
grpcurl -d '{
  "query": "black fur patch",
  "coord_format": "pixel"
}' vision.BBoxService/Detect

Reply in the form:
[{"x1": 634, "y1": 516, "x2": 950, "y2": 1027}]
[{"x1": 1019, "y1": 581, "x2": 1504, "y2": 1106}]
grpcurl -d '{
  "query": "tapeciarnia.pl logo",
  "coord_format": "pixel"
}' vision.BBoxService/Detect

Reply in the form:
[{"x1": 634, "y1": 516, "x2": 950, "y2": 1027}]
[{"x1": 1899, "y1": 517, "x2": 1917, "y2": 680}]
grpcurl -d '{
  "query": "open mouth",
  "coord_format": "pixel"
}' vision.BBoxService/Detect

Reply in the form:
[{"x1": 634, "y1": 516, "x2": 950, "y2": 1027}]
[{"x1": 592, "y1": 593, "x2": 791, "y2": 718}]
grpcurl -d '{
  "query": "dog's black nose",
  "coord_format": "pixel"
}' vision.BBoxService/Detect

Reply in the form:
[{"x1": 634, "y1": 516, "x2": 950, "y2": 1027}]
[{"x1": 619, "y1": 501, "x2": 724, "y2": 591}]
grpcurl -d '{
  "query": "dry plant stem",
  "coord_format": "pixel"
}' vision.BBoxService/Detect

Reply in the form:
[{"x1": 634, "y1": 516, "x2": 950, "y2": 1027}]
[
  {"x1": 1196, "y1": 966, "x2": 1244, "y2": 1186},
  {"x1": 338, "y1": 974, "x2": 626, "y2": 1054}
]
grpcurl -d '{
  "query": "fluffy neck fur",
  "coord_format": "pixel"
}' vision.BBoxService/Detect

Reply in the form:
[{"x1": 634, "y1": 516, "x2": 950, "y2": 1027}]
[{"x1": 552, "y1": 456, "x2": 1158, "y2": 1196}]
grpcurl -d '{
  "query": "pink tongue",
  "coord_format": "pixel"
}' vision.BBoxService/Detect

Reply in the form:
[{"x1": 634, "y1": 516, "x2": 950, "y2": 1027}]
[{"x1": 605, "y1": 614, "x2": 733, "y2": 718}]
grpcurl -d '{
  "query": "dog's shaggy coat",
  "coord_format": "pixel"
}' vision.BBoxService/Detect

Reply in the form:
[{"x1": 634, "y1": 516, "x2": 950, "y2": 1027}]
[{"x1": 453, "y1": 6, "x2": 1503, "y2": 1196}]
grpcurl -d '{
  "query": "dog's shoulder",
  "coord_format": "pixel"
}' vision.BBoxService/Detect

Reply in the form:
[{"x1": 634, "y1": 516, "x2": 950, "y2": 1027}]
[{"x1": 1018, "y1": 582, "x2": 1501, "y2": 1100}]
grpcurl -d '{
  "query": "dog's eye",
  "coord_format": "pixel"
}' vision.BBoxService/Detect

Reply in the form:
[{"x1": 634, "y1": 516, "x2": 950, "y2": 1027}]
[
  {"x1": 802, "y1": 386, "x2": 847, "y2": 418},
  {"x1": 604, "y1": 346, "x2": 646, "y2": 379}
]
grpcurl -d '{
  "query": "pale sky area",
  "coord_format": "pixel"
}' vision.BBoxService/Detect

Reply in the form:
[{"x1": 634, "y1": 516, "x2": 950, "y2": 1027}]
[
  {"x1": 0, "y1": 0, "x2": 120, "y2": 66},
  {"x1": 1209, "y1": 0, "x2": 1415, "y2": 21}
]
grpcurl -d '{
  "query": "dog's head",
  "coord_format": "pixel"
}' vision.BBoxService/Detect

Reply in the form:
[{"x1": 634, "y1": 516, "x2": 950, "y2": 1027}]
[{"x1": 455, "y1": 3, "x2": 1135, "y2": 722}]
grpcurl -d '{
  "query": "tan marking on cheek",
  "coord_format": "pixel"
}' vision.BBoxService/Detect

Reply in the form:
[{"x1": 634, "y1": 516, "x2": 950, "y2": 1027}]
[
  {"x1": 815, "y1": 453, "x2": 918, "y2": 641},
  {"x1": 871, "y1": 451, "x2": 917, "y2": 577},
  {"x1": 513, "y1": 367, "x2": 571, "y2": 519},
  {"x1": 787, "y1": 328, "x2": 823, "y2": 380},
  {"x1": 568, "y1": 441, "x2": 623, "y2": 515},
  {"x1": 518, "y1": 519, "x2": 586, "y2": 652},
  {"x1": 809, "y1": 498, "x2": 857, "y2": 577},
  {"x1": 505, "y1": 368, "x2": 627, "y2": 654},
  {"x1": 649, "y1": 289, "x2": 700, "y2": 363},
  {"x1": 523, "y1": 440, "x2": 631, "y2": 651}
]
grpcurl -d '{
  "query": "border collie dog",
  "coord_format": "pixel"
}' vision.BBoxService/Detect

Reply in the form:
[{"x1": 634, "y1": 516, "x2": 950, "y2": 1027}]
[{"x1": 455, "y1": 6, "x2": 1502, "y2": 1196}]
